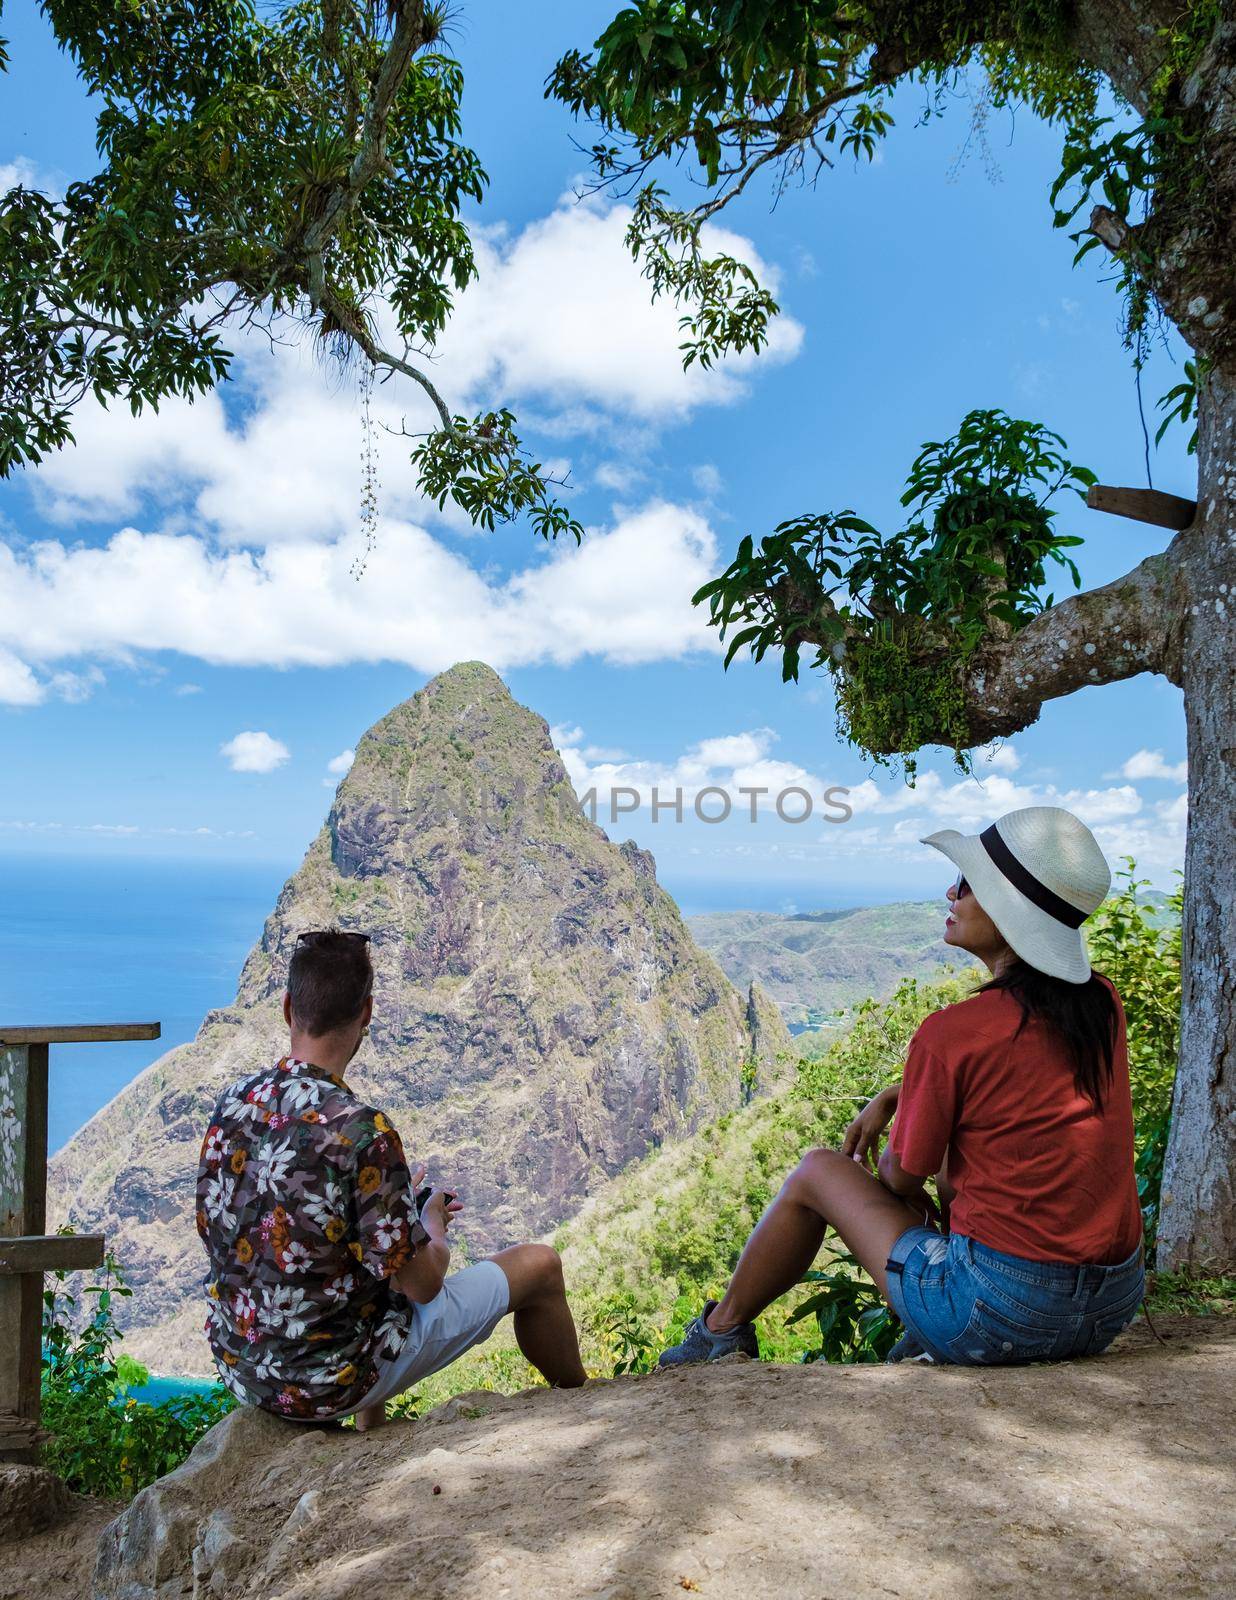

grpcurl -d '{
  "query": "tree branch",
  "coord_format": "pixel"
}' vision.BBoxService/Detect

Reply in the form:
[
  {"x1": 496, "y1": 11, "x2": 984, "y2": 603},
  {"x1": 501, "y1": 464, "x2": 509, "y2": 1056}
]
[
  {"x1": 687, "y1": 75, "x2": 876, "y2": 225},
  {"x1": 1064, "y1": 0, "x2": 1178, "y2": 113},
  {"x1": 1088, "y1": 202, "x2": 1133, "y2": 253},
  {"x1": 304, "y1": 1, "x2": 433, "y2": 257},
  {"x1": 307, "y1": 268, "x2": 455, "y2": 433},
  {"x1": 799, "y1": 544, "x2": 1183, "y2": 748},
  {"x1": 957, "y1": 548, "x2": 1181, "y2": 740}
]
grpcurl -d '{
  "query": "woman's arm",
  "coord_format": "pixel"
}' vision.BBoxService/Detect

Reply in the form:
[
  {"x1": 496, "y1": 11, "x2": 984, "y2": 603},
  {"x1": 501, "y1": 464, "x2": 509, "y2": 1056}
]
[
  {"x1": 877, "y1": 1142, "x2": 945, "y2": 1228},
  {"x1": 876, "y1": 1139, "x2": 926, "y2": 1196},
  {"x1": 840, "y1": 1083, "x2": 900, "y2": 1170}
]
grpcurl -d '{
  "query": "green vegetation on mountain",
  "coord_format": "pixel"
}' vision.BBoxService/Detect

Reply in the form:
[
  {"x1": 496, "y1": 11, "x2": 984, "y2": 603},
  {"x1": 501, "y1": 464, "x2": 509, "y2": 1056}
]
[
  {"x1": 398, "y1": 861, "x2": 1187, "y2": 1405},
  {"x1": 688, "y1": 900, "x2": 978, "y2": 1029}
]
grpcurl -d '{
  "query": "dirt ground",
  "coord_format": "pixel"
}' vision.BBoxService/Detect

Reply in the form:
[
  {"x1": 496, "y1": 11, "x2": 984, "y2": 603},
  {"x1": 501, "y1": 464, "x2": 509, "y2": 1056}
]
[
  {"x1": 0, "y1": 1491, "x2": 120, "y2": 1600},
  {"x1": 12, "y1": 1314, "x2": 1236, "y2": 1600}
]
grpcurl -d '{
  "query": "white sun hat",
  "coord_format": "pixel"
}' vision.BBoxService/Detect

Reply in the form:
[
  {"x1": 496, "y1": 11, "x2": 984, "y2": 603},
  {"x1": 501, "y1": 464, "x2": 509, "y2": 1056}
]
[{"x1": 920, "y1": 805, "x2": 1112, "y2": 984}]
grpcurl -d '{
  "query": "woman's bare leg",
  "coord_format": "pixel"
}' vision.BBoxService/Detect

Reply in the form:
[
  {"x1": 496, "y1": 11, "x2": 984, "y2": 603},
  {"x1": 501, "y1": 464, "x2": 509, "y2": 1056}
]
[{"x1": 707, "y1": 1147, "x2": 931, "y2": 1333}]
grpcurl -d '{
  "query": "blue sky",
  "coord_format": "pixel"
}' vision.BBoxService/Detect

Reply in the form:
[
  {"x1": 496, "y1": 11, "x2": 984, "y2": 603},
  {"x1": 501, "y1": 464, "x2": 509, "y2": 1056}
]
[{"x1": 0, "y1": 1, "x2": 1192, "y2": 909}]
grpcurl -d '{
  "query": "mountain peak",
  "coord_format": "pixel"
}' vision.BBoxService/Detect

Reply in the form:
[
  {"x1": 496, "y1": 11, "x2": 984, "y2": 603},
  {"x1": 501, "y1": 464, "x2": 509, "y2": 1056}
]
[
  {"x1": 423, "y1": 659, "x2": 512, "y2": 697},
  {"x1": 51, "y1": 675, "x2": 790, "y2": 1374}
]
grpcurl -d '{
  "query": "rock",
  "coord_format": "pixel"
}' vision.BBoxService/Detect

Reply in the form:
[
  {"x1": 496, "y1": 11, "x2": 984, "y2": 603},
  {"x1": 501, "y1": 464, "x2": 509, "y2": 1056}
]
[
  {"x1": 418, "y1": 1389, "x2": 516, "y2": 1427},
  {"x1": 49, "y1": 661, "x2": 791, "y2": 1374},
  {"x1": 259, "y1": 1489, "x2": 323, "y2": 1582},
  {"x1": 86, "y1": 1323, "x2": 1236, "y2": 1600},
  {"x1": 0, "y1": 1464, "x2": 73, "y2": 1542},
  {"x1": 190, "y1": 1509, "x2": 257, "y2": 1598},
  {"x1": 93, "y1": 1407, "x2": 293, "y2": 1599}
]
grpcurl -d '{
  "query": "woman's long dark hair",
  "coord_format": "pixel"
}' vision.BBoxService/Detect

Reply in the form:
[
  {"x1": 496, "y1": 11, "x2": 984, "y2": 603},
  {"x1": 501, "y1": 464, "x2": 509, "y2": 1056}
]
[{"x1": 979, "y1": 959, "x2": 1118, "y2": 1111}]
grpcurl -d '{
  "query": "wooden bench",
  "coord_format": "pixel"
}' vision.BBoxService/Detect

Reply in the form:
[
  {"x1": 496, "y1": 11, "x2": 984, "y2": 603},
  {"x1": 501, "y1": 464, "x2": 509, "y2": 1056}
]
[{"x1": 0, "y1": 1023, "x2": 160, "y2": 1465}]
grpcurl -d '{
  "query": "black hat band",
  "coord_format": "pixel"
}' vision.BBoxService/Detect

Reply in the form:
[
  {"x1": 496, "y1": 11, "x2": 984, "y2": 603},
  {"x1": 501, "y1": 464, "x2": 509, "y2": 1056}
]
[{"x1": 979, "y1": 824, "x2": 1088, "y2": 929}]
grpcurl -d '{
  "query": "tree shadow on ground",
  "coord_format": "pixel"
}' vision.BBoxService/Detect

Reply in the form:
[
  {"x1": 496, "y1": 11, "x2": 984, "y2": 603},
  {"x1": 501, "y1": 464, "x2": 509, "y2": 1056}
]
[{"x1": 228, "y1": 1317, "x2": 1236, "y2": 1600}]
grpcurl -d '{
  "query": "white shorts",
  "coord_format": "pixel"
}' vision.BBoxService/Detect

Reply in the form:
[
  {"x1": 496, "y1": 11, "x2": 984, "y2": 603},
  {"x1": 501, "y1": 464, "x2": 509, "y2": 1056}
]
[{"x1": 340, "y1": 1259, "x2": 510, "y2": 1417}]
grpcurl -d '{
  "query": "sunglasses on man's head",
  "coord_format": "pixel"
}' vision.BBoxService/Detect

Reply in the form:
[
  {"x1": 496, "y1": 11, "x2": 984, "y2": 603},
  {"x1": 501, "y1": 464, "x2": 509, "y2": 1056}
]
[{"x1": 295, "y1": 930, "x2": 371, "y2": 946}]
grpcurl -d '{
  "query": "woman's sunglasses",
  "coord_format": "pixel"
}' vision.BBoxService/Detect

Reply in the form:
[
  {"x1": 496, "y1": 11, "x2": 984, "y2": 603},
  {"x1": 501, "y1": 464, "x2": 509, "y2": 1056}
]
[{"x1": 951, "y1": 872, "x2": 972, "y2": 900}]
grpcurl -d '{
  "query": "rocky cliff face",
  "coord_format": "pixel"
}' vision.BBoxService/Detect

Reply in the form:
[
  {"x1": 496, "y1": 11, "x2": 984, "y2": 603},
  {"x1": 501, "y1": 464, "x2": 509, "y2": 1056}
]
[{"x1": 49, "y1": 662, "x2": 789, "y2": 1373}]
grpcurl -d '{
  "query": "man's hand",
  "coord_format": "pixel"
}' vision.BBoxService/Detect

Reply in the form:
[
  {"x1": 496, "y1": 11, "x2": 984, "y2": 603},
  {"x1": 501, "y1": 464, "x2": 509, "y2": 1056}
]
[
  {"x1": 841, "y1": 1084, "x2": 900, "y2": 1170},
  {"x1": 420, "y1": 1188, "x2": 464, "y2": 1239}
]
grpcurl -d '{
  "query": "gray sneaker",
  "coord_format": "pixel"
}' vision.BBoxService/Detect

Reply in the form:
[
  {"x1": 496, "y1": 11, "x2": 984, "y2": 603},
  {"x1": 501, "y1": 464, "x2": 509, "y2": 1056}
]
[{"x1": 657, "y1": 1300, "x2": 760, "y2": 1367}]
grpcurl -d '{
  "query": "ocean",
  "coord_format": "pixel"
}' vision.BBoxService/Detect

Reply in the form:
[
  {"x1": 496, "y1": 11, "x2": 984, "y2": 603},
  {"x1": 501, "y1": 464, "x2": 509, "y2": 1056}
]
[
  {"x1": 0, "y1": 852, "x2": 291, "y2": 1154},
  {"x1": 3, "y1": 849, "x2": 877, "y2": 1153},
  {"x1": 126, "y1": 1373, "x2": 227, "y2": 1407}
]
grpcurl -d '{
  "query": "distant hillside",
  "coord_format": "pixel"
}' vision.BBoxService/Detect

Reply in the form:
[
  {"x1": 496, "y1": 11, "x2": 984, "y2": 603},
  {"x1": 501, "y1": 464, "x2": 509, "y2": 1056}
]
[
  {"x1": 689, "y1": 881, "x2": 1178, "y2": 1033},
  {"x1": 687, "y1": 902, "x2": 977, "y2": 1029}
]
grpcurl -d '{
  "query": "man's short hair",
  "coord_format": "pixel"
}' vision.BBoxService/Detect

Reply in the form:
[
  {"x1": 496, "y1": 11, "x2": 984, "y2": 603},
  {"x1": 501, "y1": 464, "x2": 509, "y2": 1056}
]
[{"x1": 286, "y1": 931, "x2": 374, "y2": 1036}]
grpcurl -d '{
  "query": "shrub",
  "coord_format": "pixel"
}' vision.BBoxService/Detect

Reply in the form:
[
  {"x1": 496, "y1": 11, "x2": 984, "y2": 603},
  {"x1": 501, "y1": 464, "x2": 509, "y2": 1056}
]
[
  {"x1": 790, "y1": 1252, "x2": 899, "y2": 1364},
  {"x1": 41, "y1": 1245, "x2": 234, "y2": 1498},
  {"x1": 1085, "y1": 858, "x2": 1183, "y2": 1255}
]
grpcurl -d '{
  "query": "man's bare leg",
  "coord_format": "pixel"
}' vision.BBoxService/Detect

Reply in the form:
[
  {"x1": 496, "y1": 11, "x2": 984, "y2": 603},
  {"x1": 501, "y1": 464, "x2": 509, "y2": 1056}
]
[
  {"x1": 707, "y1": 1147, "x2": 930, "y2": 1333},
  {"x1": 488, "y1": 1243, "x2": 587, "y2": 1387},
  {"x1": 354, "y1": 1397, "x2": 386, "y2": 1432},
  {"x1": 352, "y1": 1244, "x2": 584, "y2": 1430}
]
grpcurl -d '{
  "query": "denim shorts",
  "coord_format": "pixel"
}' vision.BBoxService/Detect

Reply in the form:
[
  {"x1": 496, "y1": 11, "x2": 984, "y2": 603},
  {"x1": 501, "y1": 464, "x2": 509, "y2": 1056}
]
[{"x1": 884, "y1": 1228, "x2": 1145, "y2": 1366}]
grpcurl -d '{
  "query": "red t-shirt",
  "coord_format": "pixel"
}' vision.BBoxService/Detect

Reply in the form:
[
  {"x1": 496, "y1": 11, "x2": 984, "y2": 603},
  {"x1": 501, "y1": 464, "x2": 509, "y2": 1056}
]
[{"x1": 889, "y1": 975, "x2": 1143, "y2": 1264}]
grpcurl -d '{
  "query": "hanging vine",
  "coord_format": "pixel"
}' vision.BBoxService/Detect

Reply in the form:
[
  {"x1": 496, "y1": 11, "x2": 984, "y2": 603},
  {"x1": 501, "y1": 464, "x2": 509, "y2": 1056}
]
[{"x1": 350, "y1": 361, "x2": 380, "y2": 581}]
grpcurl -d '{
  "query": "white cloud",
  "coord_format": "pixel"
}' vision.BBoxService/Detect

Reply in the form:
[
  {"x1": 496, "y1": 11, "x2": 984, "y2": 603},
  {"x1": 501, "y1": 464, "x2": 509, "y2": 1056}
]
[
  {"x1": 47, "y1": 665, "x2": 105, "y2": 703},
  {"x1": 846, "y1": 771, "x2": 1144, "y2": 828},
  {"x1": 501, "y1": 501, "x2": 719, "y2": 666},
  {"x1": 174, "y1": 683, "x2": 203, "y2": 696},
  {"x1": 327, "y1": 748, "x2": 355, "y2": 775},
  {"x1": 0, "y1": 159, "x2": 44, "y2": 193},
  {"x1": 691, "y1": 463, "x2": 724, "y2": 501},
  {"x1": 593, "y1": 459, "x2": 647, "y2": 494},
  {"x1": 0, "y1": 817, "x2": 254, "y2": 842},
  {"x1": 0, "y1": 501, "x2": 722, "y2": 678},
  {"x1": 553, "y1": 723, "x2": 842, "y2": 819},
  {"x1": 30, "y1": 389, "x2": 231, "y2": 527},
  {"x1": 0, "y1": 650, "x2": 104, "y2": 707},
  {"x1": 220, "y1": 731, "x2": 290, "y2": 774},
  {"x1": 442, "y1": 199, "x2": 803, "y2": 421},
  {"x1": 25, "y1": 198, "x2": 802, "y2": 546},
  {"x1": 0, "y1": 648, "x2": 45, "y2": 706},
  {"x1": 972, "y1": 740, "x2": 1020, "y2": 773},
  {"x1": 552, "y1": 721, "x2": 1186, "y2": 881},
  {"x1": 1118, "y1": 748, "x2": 1188, "y2": 784}
]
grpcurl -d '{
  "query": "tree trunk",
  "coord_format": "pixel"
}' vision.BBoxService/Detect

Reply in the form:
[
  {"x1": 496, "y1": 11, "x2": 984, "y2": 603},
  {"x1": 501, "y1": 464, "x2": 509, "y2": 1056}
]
[{"x1": 1157, "y1": 364, "x2": 1236, "y2": 1271}]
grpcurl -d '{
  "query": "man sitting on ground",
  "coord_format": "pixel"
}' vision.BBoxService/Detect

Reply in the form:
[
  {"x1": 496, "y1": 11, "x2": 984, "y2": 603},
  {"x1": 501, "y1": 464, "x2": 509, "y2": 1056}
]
[{"x1": 196, "y1": 928, "x2": 586, "y2": 1426}]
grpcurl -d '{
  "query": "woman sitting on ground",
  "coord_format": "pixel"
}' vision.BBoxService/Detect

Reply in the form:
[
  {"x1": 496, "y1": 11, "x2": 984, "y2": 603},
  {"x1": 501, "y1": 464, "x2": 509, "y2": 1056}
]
[{"x1": 659, "y1": 805, "x2": 1146, "y2": 1368}]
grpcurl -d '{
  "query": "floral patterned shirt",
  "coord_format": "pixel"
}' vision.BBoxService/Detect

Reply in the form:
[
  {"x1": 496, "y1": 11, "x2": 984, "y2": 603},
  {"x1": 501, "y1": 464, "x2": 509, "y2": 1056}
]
[{"x1": 195, "y1": 1055, "x2": 429, "y2": 1418}]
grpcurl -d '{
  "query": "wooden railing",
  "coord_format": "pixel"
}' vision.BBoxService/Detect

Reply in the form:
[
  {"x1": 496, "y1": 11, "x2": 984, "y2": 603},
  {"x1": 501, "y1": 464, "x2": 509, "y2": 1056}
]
[{"x1": 0, "y1": 1022, "x2": 160, "y2": 1465}]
